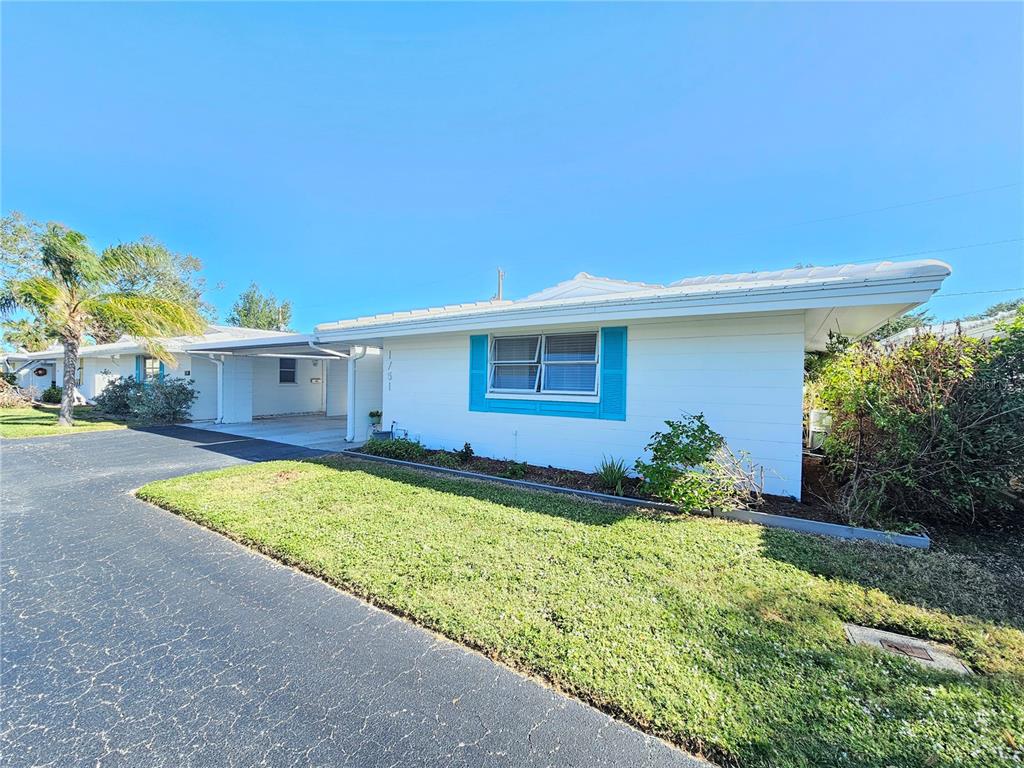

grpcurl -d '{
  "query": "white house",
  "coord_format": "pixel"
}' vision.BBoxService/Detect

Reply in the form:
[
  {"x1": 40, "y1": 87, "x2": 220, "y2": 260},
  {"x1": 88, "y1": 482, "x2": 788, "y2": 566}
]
[
  {"x1": 175, "y1": 259, "x2": 952, "y2": 498},
  {"x1": 2, "y1": 260, "x2": 952, "y2": 496},
  {"x1": 1, "y1": 325, "x2": 333, "y2": 423}
]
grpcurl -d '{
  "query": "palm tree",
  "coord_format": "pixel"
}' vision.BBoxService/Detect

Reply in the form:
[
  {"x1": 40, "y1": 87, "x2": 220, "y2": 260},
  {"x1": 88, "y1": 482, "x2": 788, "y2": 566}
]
[{"x1": 1, "y1": 225, "x2": 205, "y2": 426}]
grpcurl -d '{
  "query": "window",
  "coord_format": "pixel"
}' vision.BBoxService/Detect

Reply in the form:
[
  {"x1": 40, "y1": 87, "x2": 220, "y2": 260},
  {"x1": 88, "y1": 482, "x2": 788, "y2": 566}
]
[
  {"x1": 76, "y1": 358, "x2": 83, "y2": 386},
  {"x1": 489, "y1": 332, "x2": 598, "y2": 395},
  {"x1": 279, "y1": 357, "x2": 297, "y2": 384},
  {"x1": 142, "y1": 356, "x2": 161, "y2": 382}
]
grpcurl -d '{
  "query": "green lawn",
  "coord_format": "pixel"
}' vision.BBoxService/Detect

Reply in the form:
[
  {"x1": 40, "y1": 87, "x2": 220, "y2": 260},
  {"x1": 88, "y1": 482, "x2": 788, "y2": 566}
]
[
  {"x1": 0, "y1": 404, "x2": 129, "y2": 438},
  {"x1": 137, "y1": 457, "x2": 1024, "y2": 768}
]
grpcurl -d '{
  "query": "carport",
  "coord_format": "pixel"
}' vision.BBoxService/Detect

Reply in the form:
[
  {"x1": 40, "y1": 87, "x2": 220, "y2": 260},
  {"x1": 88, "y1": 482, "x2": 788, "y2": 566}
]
[{"x1": 184, "y1": 333, "x2": 384, "y2": 446}]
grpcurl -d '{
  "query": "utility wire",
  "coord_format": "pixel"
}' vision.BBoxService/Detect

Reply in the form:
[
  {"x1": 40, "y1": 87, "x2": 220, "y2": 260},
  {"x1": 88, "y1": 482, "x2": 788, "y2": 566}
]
[
  {"x1": 811, "y1": 237, "x2": 1023, "y2": 267},
  {"x1": 792, "y1": 182, "x2": 1021, "y2": 226},
  {"x1": 929, "y1": 287, "x2": 1024, "y2": 299}
]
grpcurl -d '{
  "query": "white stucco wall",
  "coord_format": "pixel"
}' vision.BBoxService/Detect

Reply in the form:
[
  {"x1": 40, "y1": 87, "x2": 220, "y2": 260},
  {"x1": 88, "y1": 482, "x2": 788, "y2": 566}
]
[
  {"x1": 252, "y1": 357, "x2": 326, "y2": 417},
  {"x1": 15, "y1": 361, "x2": 55, "y2": 391},
  {"x1": 79, "y1": 356, "x2": 124, "y2": 400},
  {"x1": 221, "y1": 356, "x2": 253, "y2": 423},
  {"x1": 349, "y1": 351, "x2": 383, "y2": 442},
  {"x1": 381, "y1": 312, "x2": 806, "y2": 498},
  {"x1": 326, "y1": 358, "x2": 348, "y2": 417}
]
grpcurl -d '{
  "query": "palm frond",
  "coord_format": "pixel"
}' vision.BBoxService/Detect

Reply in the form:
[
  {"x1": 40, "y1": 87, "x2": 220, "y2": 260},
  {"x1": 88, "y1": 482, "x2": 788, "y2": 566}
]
[
  {"x1": 83, "y1": 293, "x2": 206, "y2": 364},
  {"x1": 6, "y1": 276, "x2": 64, "y2": 321},
  {"x1": 40, "y1": 225, "x2": 104, "y2": 288}
]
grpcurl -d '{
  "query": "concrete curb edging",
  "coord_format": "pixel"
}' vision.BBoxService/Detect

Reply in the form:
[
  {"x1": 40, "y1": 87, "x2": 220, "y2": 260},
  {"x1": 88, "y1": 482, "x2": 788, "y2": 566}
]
[
  {"x1": 336, "y1": 450, "x2": 931, "y2": 549},
  {"x1": 710, "y1": 508, "x2": 930, "y2": 548}
]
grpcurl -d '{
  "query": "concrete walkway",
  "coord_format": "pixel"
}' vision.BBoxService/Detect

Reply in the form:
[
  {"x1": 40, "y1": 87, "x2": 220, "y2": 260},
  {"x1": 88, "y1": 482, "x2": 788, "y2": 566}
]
[
  {"x1": 1, "y1": 427, "x2": 707, "y2": 768},
  {"x1": 188, "y1": 413, "x2": 357, "y2": 452}
]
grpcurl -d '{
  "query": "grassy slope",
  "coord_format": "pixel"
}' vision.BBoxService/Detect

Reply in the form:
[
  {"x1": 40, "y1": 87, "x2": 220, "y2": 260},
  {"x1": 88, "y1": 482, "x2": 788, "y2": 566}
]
[
  {"x1": 137, "y1": 457, "x2": 1024, "y2": 768},
  {"x1": 0, "y1": 405, "x2": 128, "y2": 438}
]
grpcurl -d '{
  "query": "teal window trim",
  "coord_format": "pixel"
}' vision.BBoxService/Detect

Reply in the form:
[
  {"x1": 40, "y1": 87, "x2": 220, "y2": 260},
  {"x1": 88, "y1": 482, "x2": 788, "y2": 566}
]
[{"x1": 469, "y1": 327, "x2": 626, "y2": 421}]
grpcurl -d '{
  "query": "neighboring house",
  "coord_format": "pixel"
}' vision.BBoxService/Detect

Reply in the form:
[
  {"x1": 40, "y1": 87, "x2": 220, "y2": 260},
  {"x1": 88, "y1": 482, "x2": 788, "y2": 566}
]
[
  {"x1": 0, "y1": 325, "x2": 323, "y2": 422},
  {"x1": 884, "y1": 310, "x2": 1017, "y2": 345},
  {"x1": 177, "y1": 259, "x2": 952, "y2": 498}
]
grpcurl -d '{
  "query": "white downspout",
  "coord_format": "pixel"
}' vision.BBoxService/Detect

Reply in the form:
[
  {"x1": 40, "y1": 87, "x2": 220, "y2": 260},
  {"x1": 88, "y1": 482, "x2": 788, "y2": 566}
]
[{"x1": 345, "y1": 345, "x2": 367, "y2": 442}]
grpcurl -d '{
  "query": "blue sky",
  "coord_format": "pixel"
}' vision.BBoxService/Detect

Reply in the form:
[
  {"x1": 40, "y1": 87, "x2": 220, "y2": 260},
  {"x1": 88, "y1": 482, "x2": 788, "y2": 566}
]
[{"x1": 3, "y1": 2, "x2": 1021, "y2": 331}]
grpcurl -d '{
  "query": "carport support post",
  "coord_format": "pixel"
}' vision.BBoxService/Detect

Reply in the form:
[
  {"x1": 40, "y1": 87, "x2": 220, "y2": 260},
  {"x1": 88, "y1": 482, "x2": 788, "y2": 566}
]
[{"x1": 345, "y1": 346, "x2": 366, "y2": 442}]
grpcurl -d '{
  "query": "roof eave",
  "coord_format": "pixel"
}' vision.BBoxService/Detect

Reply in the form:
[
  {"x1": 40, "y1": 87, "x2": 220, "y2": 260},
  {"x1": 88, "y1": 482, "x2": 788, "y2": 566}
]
[{"x1": 315, "y1": 274, "x2": 948, "y2": 343}]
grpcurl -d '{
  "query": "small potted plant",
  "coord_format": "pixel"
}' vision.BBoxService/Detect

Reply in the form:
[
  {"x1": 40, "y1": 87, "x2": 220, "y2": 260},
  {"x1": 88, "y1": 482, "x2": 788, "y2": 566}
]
[{"x1": 369, "y1": 409, "x2": 383, "y2": 431}]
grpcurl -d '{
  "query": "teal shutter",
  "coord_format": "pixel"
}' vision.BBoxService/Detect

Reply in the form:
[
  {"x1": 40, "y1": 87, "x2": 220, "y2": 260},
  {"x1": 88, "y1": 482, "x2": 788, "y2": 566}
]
[
  {"x1": 469, "y1": 335, "x2": 489, "y2": 411},
  {"x1": 599, "y1": 327, "x2": 627, "y2": 421},
  {"x1": 135, "y1": 355, "x2": 142, "y2": 381},
  {"x1": 158, "y1": 361, "x2": 165, "y2": 380}
]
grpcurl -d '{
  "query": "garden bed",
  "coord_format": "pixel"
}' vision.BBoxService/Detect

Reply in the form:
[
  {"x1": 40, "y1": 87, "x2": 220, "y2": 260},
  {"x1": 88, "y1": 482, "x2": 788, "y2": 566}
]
[{"x1": 353, "y1": 443, "x2": 918, "y2": 537}]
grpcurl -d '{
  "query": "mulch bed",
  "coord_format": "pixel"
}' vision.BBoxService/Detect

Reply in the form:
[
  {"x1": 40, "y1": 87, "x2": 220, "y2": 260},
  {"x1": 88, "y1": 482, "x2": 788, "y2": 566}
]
[{"x1": 358, "y1": 444, "x2": 843, "y2": 520}]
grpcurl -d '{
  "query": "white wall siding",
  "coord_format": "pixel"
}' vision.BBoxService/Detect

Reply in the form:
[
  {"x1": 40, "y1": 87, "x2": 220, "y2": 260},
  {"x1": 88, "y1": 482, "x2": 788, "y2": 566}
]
[
  {"x1": 222, "y1": 357, "x2": 253, "y2": 423},
  {"x1": 79, "y1": 357, "x2": 123, "y2": 400},
  {"x1": 182, "y1": 356, "x2": 219, "y2": 421},
  {"x1": 382, "y1": 313, "x2": 805, "y2": 497},
  {"x1": 325, "y1": 359, "x2": 347, "y2": 416},
  {"x1": 252, "y1": 357, "x2": 325, "y2": 417},
  {"x1": 15, "y1": 362, "x2": 55, "y2": 391},
  {"x1": 350, "y1": 352, "x2": 383, "y2": 442}
]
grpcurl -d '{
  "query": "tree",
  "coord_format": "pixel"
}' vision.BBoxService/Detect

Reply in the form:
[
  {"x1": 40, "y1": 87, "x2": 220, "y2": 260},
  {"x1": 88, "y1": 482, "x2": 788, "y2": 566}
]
[
  {"x1": 226, "y1": 283, "x2": 292, "y2": 331},
  {"x1": 1, "y1": 318, "x2": 54, "y2": 352},
  {"x1": 1, "y1": 225, "x2": 205, "y2": 426},
  {"x1": 0, "y1": 211, "x2": 46, "y2": 282},
  {"x1": 1, "y1": 212, "x2": 215, "y2": 344},
  {"x1": 962, "y1": 297, "x2": 1024, "y2": 321},
  {"x1": 866, "y1": 309, "x2": 933, "y2": 342},
  {"x1": 91, "y1": 238, "x2": 217, "y2": 342}
]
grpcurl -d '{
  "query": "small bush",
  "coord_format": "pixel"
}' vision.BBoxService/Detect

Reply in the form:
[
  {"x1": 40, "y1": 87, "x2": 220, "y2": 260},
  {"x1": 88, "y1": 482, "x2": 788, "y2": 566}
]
[
  {"x1": 362, "y1": 436, "x2": 427, "y2": 462},
  {"x1": 456, "y1": 442, "x2": 474, "y2": 463},
  {"x1": 94, "y1": 376, "x2": 140, "y2": 416},
  {"x1": 428, "y1": 452, "x2": 461, "y2": 469},
  {"x1": 635, "y1": 413, "x2": 759, "y2": 512},
  {"x1": 502, "y1": 461, "x2": 528, "y2": 479},
  {"x1": 129, "y1": 377, "x2": 197, "y2": 423},
  {"x1": 1, "y1": 372, "x2": 16, "y2": 386},
  {"x1": 595, "y1": 456, "x2": 629, "y2": 496},
  {"x1": 94, "y1": 376, "x2": 197, "y2": 423},
  {"x1": 41, "y1": 385, "x2": 62, "y2": 404}
]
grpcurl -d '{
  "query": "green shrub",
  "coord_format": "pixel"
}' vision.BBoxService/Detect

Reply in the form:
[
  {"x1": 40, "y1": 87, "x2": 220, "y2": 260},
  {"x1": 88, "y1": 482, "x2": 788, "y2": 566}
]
[
  {"x1": 41, "y1": 384, "x2": 62, "y2": 404},
  {"x1": 129, "y1": 377, "x2": 197, "y2": 423},
  {"x1": 455, "y1": 442, "x2": 474, "y2": 463},
  {"x1": 594, "y1": 456, "x2": 629, "y2": 496},
  {"x1": 428, "y1": 452, "x2": 461, "y2": 469},
  {"x1": 94, "y1": 376, "x2": 197, "y2": 423},
  {"x1": 502, "y1": 461, "x2": 528, "y2": 479},
  {"x1": 94, "y1": 376, "x2": 141, "y2": 416},
  {"x1": 816, "y1": 308, "x2": 1024, "y2": 528},
  {"x1": 634, "y1": 413, "x2": 759, "y2": 512},
  {"x1": 362, "y1": 436, "x2": 427, "y2": 462},
  {"x1": 1, "y1": 372, "x2": 16, "y2": 386}
]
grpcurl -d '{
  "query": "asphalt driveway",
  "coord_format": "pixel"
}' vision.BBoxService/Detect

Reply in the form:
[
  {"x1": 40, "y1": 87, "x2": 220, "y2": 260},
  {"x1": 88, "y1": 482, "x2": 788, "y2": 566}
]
[{"x1": 1, "y1": 427, "x2": 706, "y2": 768}]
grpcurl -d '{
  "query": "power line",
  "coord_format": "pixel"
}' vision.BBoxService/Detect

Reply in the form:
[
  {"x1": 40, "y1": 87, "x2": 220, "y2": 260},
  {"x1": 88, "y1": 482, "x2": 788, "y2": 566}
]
[
  {"x1": 792, "y1": 182, "x2": 1022, "y2": 226},
  {"x1": 813, "y1": 237, "x2": 1024, "y2": 267},
  {"x1": 930, "y1": 287, "x2": 1024, "y2": 299}
]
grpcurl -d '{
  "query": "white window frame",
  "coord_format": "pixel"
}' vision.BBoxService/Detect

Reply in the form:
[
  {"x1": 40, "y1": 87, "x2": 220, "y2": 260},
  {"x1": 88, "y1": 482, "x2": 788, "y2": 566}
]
[
  {"x1": 487, "y1": 330, "x2": 600, "y2": 399},
  {"x1": 142, "y1": 356, "x2": 161, "y2": 383},
  {"x1": 278, "y1": 357, "x2": 297, "y2": 385}
]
